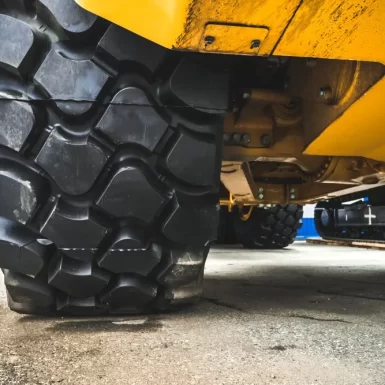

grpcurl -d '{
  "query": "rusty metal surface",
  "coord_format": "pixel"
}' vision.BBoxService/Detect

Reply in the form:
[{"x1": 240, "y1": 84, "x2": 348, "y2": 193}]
[
  {"x1": 199, "y1": 24, "x2": 269, "y2": 54},
  {"x1": 76, "y1": 0, "x2": 301, "y2": 53},
  {"x1": 287, "y1": 59, "x2": 385, "y2": 150},
  {"x1": 174, "y1": 0, "x2": 301, "y2": 53},
  {"x1": 220, "y1": 162, "x2": 256, "y2": 203},
  {"x1": 221, "y1": 155, "x2": 385, "y2": 206},
  {"x1": 275, "y1": 0, "x2": 385, "y2": 62}
]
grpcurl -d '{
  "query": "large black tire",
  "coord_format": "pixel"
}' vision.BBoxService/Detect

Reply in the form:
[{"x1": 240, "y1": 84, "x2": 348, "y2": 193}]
[
  {"x1": 217, "y1": 207, "x2": 238, "y2": 245},
  {"x1": 234, "y1": 205, "x2": 303, "y2": 249},
  {"x1": 0, "y1": 0, "x2": 229, "y2": 315}
]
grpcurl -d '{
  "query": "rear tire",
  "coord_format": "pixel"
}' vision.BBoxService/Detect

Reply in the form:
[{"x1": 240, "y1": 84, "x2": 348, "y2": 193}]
[
  {"x1": 217, "y1": 207, "x2": 238, "y2": 245},
  {"x1": 0, "y1": 0, "x2": 229, "y2": 314},
  {"x1": 234, "y1": 205, "x2": 303, "y2": 249}
]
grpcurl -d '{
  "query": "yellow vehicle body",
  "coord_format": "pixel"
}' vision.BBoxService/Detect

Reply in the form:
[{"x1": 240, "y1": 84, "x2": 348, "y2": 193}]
[
  {"x1": 76, "y1": 0, "x2": 385, "y2": 206},
  {"x1": 75, "y1": 0, "x2": 301, "y2": 54},
  {"x1": 76, "y1": 0, "x2": 385, "y2": 162}
]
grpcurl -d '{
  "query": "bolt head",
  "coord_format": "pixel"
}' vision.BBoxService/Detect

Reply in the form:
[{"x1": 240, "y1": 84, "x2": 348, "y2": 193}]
[
  {"x1": 258, "y1": 187, "x2": 264, "y2": 193},
  {"x1": 318, "y1": 86, "x2": 332, "y2": 101},
  {"x1": 250, "y1": 39, "x2": 261, "y2": 49},
  {"x1": 290, "y1": 188, "x2": 295, "y2": 193},
  {"x1": 258, "y1": 194, "x2": 264, "y2": 200},
  {"x1": 241, "y1": 133, "x2": 251, "y2": 145},
  {"x1": 232, "y1": 133, "x2": 241, "y2": 143},
  {"x1": 290, "y1": 194, "x2": 295, "y2": 200},
  {"x1": 260, "y1": 134, "x2": 271, "y2": 147},
  {"x1": 204, "y1": 36, "x2": 215, "y2": 46},
  {"x1": 223, "y1": 133, "x2": 231, "y2": 143}
]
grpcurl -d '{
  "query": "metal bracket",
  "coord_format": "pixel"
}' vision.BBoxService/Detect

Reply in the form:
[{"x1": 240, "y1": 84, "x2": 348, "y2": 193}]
[{"x1": 200, "y1": 24, "x2": 269, "y2": 54}]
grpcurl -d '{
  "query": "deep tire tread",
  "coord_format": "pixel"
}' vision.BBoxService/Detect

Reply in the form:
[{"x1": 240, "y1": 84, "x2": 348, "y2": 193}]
[
  {"x1": 0, "y1": 0, "x2": 228, "y2": 315},
  {"x1": 234, "y1": 205, "x2": 303, "y2": 249}
]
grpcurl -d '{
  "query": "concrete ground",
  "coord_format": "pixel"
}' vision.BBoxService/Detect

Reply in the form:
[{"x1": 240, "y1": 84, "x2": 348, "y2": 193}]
[{"x1": 1, "y1": 242, "x2": 385, "y2": 385}]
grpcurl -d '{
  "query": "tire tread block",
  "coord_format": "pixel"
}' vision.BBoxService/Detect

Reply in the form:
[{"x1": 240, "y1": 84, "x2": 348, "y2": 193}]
[
  {"x1": 163, "y1": 58, "x2": 229, "y2": 113},
  {"x1": 4, "y1": 270, "x2": 54, "y2": 306},
  {"x1": 166, "y1": 132, "x2": 217, "y2": 187},
  {"x1": 0, "y1": 171, "x2": 37, "y2": 224},
  {"x1": 163, "y1": 202, "x2": 219, "y2": 246},
  {"x1": 0, "y1": 15, "x2": 35, "y2": 74},
  {"x1": 56, "y1": 295, "x2": 99, "y2": 314},
  {"x1": 37, "y1": 0, "x2": 98, "y2": 34},
  {"x1": 98, "y1": 25, "x2": 166, "y2": 73},
  {"x1": 157, "y1": 248, "x2": 205, "y2": 286},
  {"x1": 0, "y1": 241, "x2": 48, "y2": 277},
  {"x1": 100, "y1": 275, "x2": 157, "y2": 310},
  {"x1": 96, "y1": 87, "x2": 168, "y2": 151},
  {"x1": 36, "y1": 129, "x2": 109, "y2": 195},
  {"x1": 98, "y1": 242, "x2": 161, "y2": 275},
  {"x1": 0, "y1": 218, "x2": 54, "y2": 277},
  {"x1": 61, "y1": 248, "x2": 96, "y2": 262},
  {"x1": 41, "y1": 207, "x2": 108, "y2": 248},
  {"x1": 34, "y1": 49, "x2": 109, "y2": 115},
  {"x1": 97, "y1": 165, "x2": 165, "y2": 222},
  {"x1": 0, "y1": 100, "x2": 34, "y2": 151},
  {"x1": 49, "y1": 254, "x2": 111, "y2": 298}
]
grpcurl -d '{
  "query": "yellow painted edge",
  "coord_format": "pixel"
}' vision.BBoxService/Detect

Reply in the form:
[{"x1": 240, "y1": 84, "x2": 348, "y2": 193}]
[
  {"x1": 75, "y1": 0, "x2": 190, "y2": 49},
  {"x1": 304, "y1": 75, "x2": 385, "y2": 162}
]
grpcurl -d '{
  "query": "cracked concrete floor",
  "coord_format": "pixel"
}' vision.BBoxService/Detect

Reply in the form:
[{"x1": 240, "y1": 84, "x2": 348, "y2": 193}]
[{"x1": 1, "y1": 242, "x2": 385, "y2": 385}]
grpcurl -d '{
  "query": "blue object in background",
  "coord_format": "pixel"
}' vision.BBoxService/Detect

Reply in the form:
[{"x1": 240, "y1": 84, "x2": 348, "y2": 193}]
[
  {"x1": 296, "y1": 204, "x2": 319, "y2": 239},
  {"x1": 296, "y1": 197, "x2": 369, "y2": 239}
]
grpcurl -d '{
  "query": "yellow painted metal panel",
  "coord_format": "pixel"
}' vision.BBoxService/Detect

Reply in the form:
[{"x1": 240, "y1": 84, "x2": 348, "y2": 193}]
[
  {"x1": 199, "y1": 25, "x2": 269, "y2": 55},
  {"x1": 75, "y1": 0, "x2": 301, "y2": 54},
  {"x1": 173, "y1": 0, "x2": 301, "y2": 54},
  {"x1": 75, "y1": 0, "x2": 190, "y2": 48},
  {"x1": 274, "y1": 0, "x2": 385, "y2": 62},
  {"x1": 304, "y1": 76, "x2": 385, "y2": 162}
]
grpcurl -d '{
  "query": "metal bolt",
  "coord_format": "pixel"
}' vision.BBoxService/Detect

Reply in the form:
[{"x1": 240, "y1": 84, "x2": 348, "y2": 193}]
[
  {"x1": 223, "y1": 133, "x2": 231, "y2": 143},
  {"x1": 318, "y1": 86, "x2": 333, "y2": 101},
  {"x1": 243, "y1": 91, "x2": 251, "y2": 99},
  {"x1": 260, "y1": 134, "x2": 271, "y2": 147},
  {"x1": 290, "y1": 188, "x2": 295, "y2": 193},
  {"x1": 258, "y1": 187, "x2": 264, "y2": 193},
  {"x1": 258, "y1": 194, "x2": 264, "y2": 200},
  {"x1": 290, "y1": 194, "x2": 295, "y2": 200},
  {"x1": 204, "y1": 36, "x2": 215, "y2": 46},
  {"x1": 241, "y1": 133, "x2": 251, "y2": 145},
  {"x1": 250, "y1": 39, "x2": 261, "y2": 49},
  {"x1": 232, "y1": 133, "x2": 241, "y2": 143}
]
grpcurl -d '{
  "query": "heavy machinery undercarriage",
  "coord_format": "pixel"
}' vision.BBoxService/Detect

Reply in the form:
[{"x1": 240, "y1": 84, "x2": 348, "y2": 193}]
[
  {"x1": 1, "y1": 0, "x2": 385, "y2": 315},
  {"x1": 220, "y1": 58, "x2": 385, "y2": 211},
  {"x1": 218, "y1": 58, "x2": 385, "y2": 247}
]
